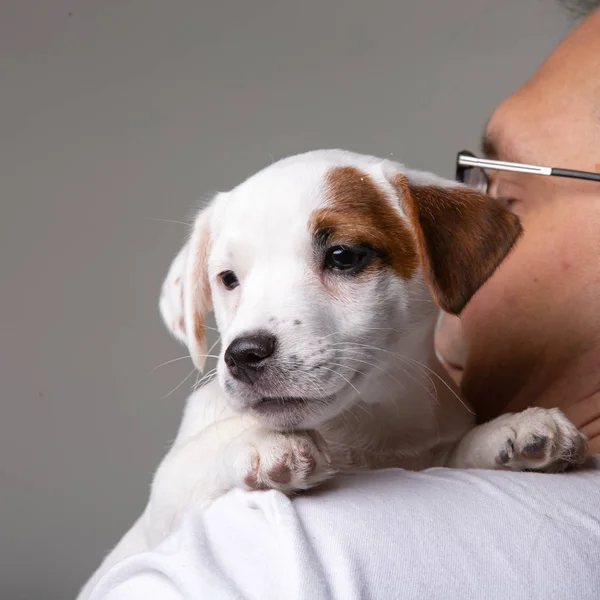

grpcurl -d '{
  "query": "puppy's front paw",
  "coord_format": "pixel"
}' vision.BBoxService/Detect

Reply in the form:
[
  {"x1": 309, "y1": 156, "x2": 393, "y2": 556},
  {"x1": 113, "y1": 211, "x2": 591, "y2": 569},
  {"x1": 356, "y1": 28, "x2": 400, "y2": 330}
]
[
  {"x1": 230, "y1": 429, "x2": 336, "y2": 493},
  {"x1": 494, "y1": 408, "x2": 587, "y2": 472}
]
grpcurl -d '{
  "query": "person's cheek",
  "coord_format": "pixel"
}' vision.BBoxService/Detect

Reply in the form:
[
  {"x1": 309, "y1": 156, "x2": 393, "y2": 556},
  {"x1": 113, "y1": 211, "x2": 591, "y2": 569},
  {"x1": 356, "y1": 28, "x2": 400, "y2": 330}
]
[
  {"x1": 457, "y1": 241, "x2": 541, "y2": 419},
  {"x1": 461, "y1": 235, "x2": 529, "y2": 335}
]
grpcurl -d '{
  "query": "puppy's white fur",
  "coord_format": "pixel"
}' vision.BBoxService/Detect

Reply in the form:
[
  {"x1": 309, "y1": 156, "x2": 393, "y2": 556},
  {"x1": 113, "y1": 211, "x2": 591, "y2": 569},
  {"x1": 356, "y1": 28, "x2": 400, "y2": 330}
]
[{"x1": 77, "y1": 150, "x2": 586, "y2": 599}]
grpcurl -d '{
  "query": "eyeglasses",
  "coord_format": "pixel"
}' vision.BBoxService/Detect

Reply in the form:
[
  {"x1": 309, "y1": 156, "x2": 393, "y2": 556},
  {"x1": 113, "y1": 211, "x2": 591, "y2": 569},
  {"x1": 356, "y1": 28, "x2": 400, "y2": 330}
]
[{"x1": 455, "y1": 150, "x2": 600, "y2": 193}]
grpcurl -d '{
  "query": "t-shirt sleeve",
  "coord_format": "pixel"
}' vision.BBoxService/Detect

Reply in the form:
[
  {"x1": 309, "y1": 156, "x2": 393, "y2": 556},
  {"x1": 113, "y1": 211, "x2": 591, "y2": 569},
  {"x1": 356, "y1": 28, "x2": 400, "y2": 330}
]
[{"x1": 90, "y1": 461, "x2": 600, "y2": 600}]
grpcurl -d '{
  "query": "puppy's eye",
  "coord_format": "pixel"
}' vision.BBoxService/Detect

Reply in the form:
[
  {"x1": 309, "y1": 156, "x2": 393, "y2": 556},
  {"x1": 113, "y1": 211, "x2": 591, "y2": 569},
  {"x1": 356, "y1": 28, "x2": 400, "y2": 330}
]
[
  {"x1": 219, "y1": 270, "x2": 239, "y2": 290},
  {"x1": 324, "y1": 245, "x2": 370, "y2": 272}
]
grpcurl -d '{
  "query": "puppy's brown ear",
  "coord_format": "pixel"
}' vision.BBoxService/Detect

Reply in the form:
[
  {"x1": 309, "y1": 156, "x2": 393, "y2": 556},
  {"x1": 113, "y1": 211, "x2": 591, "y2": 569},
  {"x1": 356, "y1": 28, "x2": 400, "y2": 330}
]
[
  {"x1": 159, "y1": 203, "x2": 214, "y2": 371},
  {"x1": 395, "y1": 176, "x2": 522, "y2": 315}
]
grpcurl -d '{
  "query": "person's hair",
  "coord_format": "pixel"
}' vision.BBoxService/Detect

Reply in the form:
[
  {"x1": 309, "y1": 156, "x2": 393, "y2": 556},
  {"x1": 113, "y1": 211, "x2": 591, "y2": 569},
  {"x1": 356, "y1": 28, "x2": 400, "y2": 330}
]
[{"x1": 557, "y1": 0, "x2": 600, "y2": 17}]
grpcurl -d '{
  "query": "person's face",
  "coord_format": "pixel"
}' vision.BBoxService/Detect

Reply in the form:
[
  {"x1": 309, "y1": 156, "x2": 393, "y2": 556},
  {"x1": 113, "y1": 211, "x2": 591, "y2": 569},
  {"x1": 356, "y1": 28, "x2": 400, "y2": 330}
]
[{"x1": 436, "y1": 9, "x2": 600, "y2": 420}]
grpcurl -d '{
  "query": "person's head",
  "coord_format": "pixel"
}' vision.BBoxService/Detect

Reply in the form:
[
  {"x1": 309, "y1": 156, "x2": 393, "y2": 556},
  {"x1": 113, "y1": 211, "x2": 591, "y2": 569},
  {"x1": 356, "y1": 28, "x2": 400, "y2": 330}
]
[{"x1": 435, "y1": 3, "x2": 600, "y2": 435}]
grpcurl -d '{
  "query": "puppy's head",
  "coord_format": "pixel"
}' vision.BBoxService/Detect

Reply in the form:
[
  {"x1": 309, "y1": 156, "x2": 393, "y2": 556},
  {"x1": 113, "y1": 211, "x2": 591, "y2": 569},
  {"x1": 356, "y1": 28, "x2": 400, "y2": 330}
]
[{"x1": 160, "y1": 150, "x2": 521, "y2": 429}]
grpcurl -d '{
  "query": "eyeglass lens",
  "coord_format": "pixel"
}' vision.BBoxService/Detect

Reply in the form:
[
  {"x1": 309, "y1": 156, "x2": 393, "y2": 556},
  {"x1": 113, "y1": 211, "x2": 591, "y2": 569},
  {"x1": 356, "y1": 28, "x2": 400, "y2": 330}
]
[{"x1": 463, "y1": 167, "x2": 488, "y2": 193}]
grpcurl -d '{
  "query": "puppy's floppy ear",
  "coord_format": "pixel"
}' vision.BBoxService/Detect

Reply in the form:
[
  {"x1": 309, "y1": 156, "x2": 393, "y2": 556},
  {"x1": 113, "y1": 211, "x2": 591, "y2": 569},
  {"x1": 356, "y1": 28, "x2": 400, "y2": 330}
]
[
  {"x1": 393, "y1": 174, "x2": 522, "y2": 315},
  {"x1": 159, "y1": 204, "x2": 213, "y2": 371},
  {"x1": 159, "y1": 241, "x2": 191, "y2": 346}
]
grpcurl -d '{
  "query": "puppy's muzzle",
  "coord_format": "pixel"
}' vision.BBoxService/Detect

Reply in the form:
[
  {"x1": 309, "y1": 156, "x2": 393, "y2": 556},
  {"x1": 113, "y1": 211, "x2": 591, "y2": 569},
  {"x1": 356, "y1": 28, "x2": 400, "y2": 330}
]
[{"x1": 224, "y1": 330, "x2": 277, "y2": 383}]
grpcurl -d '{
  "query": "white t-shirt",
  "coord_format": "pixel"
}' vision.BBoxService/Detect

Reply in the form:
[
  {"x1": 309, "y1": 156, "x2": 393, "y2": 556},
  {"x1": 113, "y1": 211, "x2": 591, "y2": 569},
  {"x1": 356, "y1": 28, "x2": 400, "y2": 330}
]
[{"x1": 90, "y1": 461, "x2": 600, "y2": 600}]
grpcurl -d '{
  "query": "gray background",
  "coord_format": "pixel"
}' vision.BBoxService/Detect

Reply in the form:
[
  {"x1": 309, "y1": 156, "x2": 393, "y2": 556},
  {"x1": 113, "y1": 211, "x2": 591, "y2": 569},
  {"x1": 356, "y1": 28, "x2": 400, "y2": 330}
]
[{"x1": 0, "y1": 1, "x2": 572, "y2": 598}]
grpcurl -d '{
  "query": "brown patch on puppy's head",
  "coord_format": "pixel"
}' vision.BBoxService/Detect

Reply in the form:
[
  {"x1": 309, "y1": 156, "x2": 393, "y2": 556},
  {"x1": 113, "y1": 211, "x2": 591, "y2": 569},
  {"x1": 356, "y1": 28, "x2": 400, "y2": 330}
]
[{"x1": 310, "y1": 166, "x2": 418, "y2": 279}]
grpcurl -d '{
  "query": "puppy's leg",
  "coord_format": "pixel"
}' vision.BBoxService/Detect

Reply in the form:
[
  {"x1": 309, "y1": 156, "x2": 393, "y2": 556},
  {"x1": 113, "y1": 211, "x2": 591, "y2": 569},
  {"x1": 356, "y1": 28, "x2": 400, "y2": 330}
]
[
  {"x1": 447, "y1": 407, "x2": 587, "y2": 472},
  {"x1": 146, "y1": 420, "x2": 335, "y2": 547}
]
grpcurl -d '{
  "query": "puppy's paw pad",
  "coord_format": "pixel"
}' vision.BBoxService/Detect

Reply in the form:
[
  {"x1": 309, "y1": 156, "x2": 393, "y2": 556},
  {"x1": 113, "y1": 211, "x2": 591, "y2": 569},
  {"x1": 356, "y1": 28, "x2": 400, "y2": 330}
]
[
  {"x1": 267, "y1": 453, "x2": 293, "y2": 484},
  {"x1": 242, "y1": 452, "x2": 268, "y2": 490},
  {"x1": 238, "y1": 431, "x2": 335, "y2": 493},
  {"x1": 496, "y1": 408, "x2": 587, "y2": 472}
]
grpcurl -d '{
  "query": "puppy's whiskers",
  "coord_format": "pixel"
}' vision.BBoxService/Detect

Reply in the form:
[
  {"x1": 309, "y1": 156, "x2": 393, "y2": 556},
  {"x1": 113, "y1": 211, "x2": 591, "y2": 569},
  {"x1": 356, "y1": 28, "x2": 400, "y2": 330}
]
[
  {"x1": 330, "y1": 342, "x2": 438, "y2": 405},
  {"x1": 332, "y1": 352, "x2": 406, "y2": 390},
  {"x1": 350, "y1": 401, "x2": 372, "y2": 419},
  {"x1": 152, "y1": 355, "x2": 192, "y2": 372},
  {"x1": 193, "y1": 368, "x2": 218, "y2": 391},
  {"x1": 316, "y1": 324, "x2": 409, "y2": 345},
  {"x1": 202, "y1": 325, "x2": 221, "y2": 334},
  {"x1": 205, "y1": 335, "x2": 222, "y2": 359},
  {"x1": 318, "y1": 366, "x2": 360, "y2": 395},
  {"x1": 327, "y1": 360, "x2": 397, "y2": 398},
  {"x1": 189, "y1": 353, "x2": 221, "y2": 361},
  {"x1": 147, "y1": 217, "x2": 193, "y2": 227},
  {"x1": 331, "y1": 341, "x2": 472, "y2": 414},
  {"x1": 161, "y1": 368, "x2": 197, "y2": 400},
  {"x1": 402, "y1": 355, "x2": 474, "y2": 415}
]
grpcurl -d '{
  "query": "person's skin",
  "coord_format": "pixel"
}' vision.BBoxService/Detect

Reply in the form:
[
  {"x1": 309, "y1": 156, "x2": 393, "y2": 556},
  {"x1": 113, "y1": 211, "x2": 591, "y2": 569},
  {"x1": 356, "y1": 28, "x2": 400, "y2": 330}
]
[{"x1": 435, "y1": 7, "x2": 600, "y2": 454}]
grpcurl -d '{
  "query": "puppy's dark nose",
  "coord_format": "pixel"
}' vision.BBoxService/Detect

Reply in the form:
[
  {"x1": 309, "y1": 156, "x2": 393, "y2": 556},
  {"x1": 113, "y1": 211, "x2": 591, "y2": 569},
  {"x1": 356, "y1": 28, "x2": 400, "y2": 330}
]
[{"x1": 224, "y1": 331, "x2": 277, "y2": 382}]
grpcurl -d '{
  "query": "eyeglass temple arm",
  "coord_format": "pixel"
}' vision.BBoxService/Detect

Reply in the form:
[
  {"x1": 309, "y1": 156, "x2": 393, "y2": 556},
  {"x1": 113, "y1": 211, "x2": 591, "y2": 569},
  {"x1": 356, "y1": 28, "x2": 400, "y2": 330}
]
[
  {"x1": 457, "y1": 154, "x2": 600, "y2": 182},
  {"x1": 551, "y1": 168, "x2": 600, "y2": 182}
]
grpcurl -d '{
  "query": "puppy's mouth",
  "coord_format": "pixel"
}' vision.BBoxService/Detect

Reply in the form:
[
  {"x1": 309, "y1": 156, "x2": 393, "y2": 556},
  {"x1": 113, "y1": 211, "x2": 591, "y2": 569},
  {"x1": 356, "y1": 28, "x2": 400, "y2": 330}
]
[
  {"x1": 252, "y1": 396, "x2": 311, "y2": 413},
  {"x1": 224, "y1": 367, "x2": 364, "y2": 429},
  {"x1": 249, "y1": 395, "x2": 337, "y2": 428}
]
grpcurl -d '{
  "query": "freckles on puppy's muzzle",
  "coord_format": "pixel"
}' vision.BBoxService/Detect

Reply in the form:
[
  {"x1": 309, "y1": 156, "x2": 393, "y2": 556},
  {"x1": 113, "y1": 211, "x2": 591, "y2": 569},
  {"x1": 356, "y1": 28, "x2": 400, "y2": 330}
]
[{"x1": 223, "y1": 330, "x2": 277, "y2": 384}]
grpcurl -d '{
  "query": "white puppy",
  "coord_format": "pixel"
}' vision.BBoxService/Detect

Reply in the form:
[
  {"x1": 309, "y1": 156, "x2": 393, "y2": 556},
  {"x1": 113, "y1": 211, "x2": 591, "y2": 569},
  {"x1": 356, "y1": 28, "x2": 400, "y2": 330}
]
[{"x1": 78, "y1": 149, "x2": 586, "y2": 599}]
